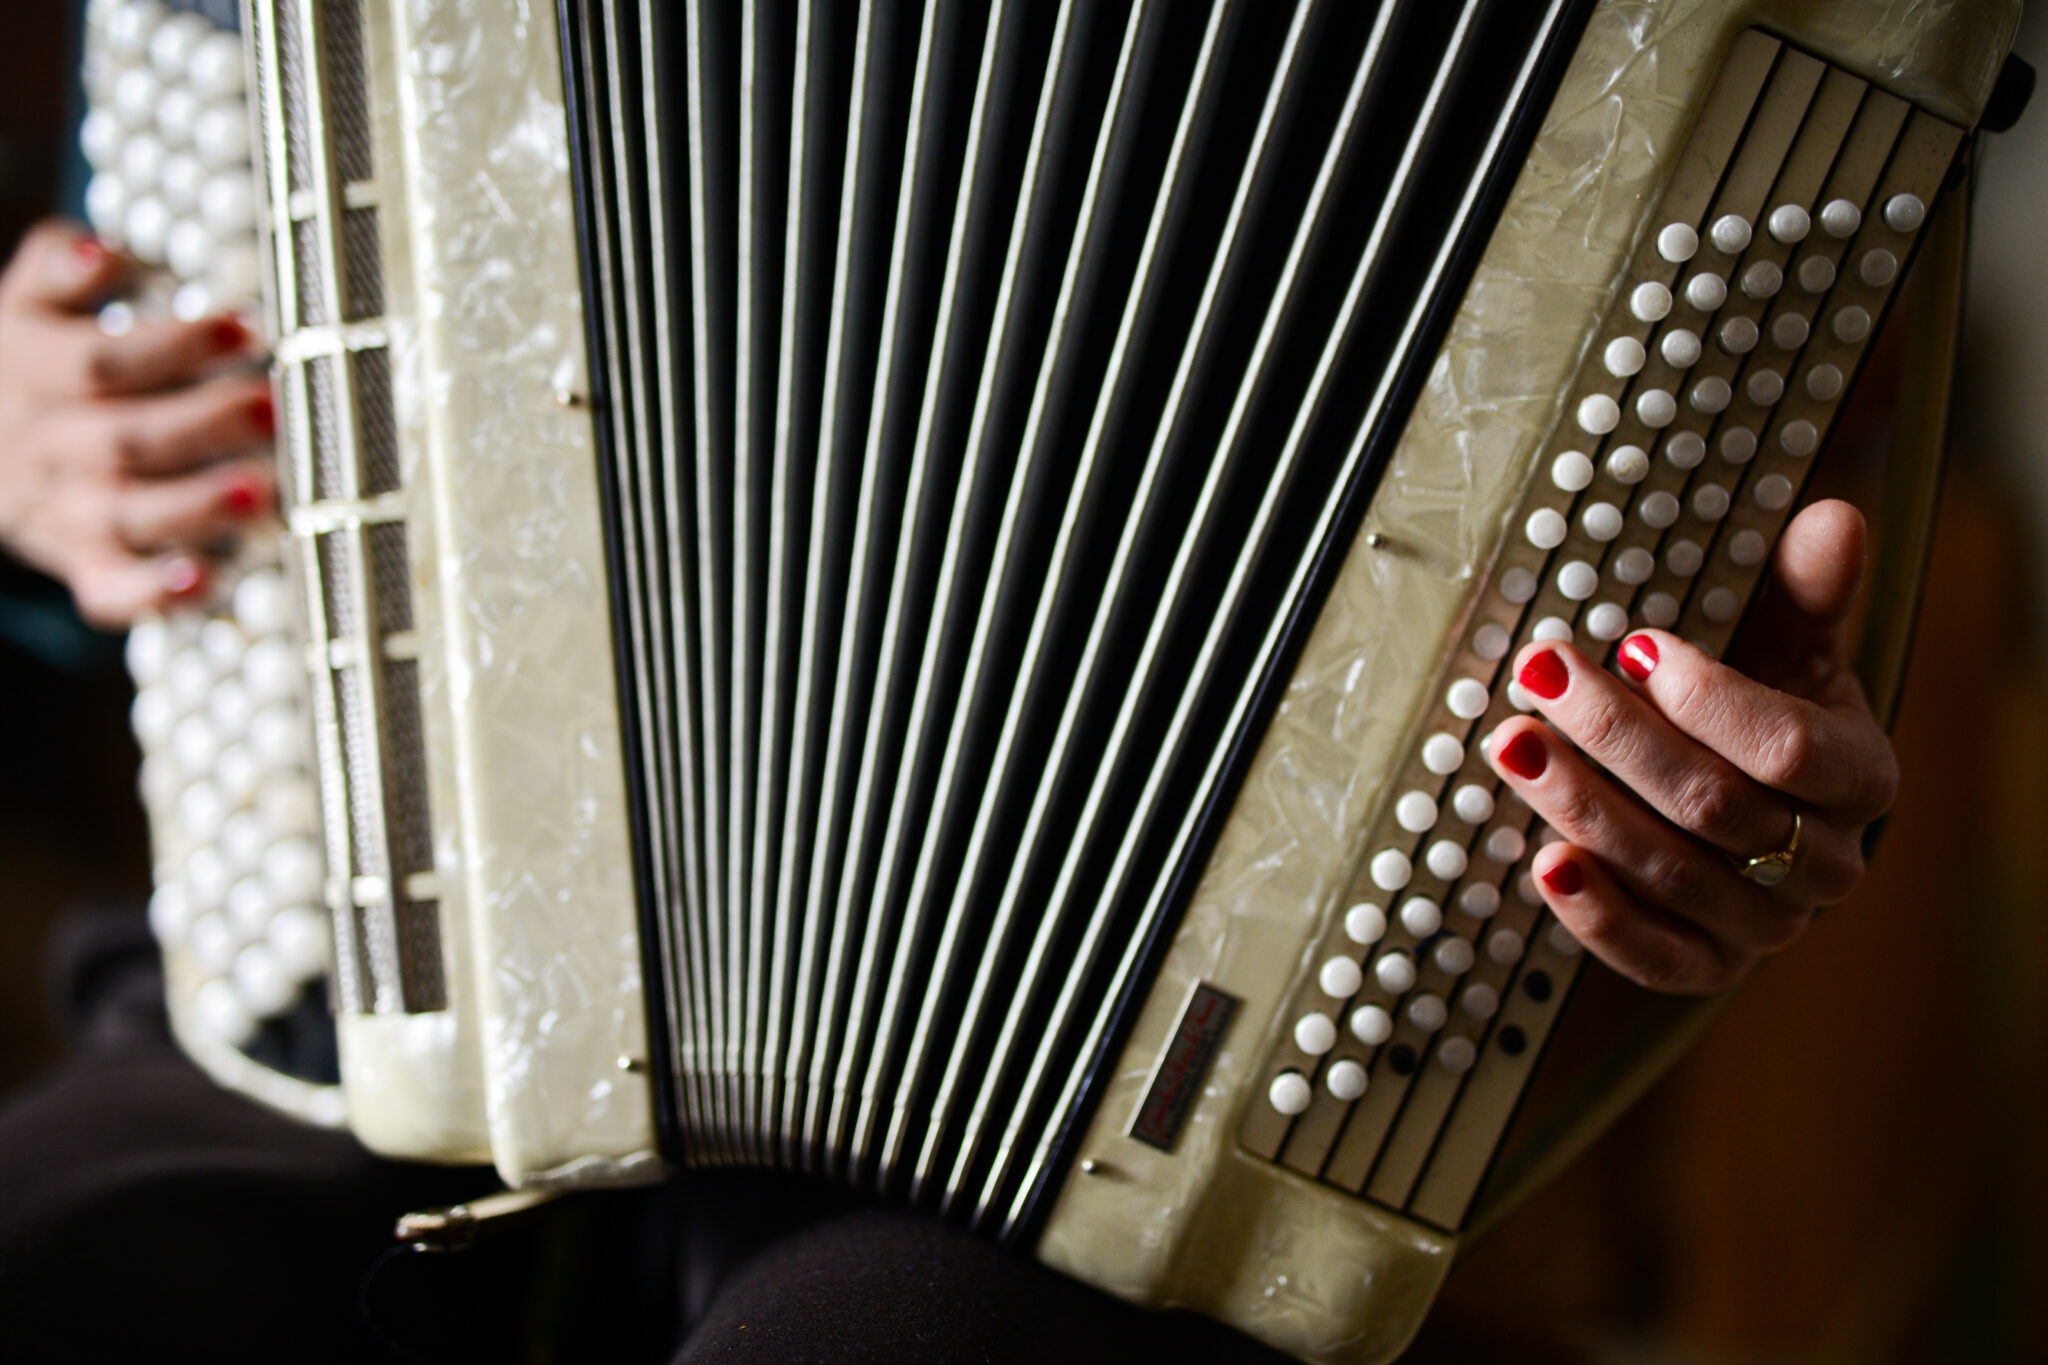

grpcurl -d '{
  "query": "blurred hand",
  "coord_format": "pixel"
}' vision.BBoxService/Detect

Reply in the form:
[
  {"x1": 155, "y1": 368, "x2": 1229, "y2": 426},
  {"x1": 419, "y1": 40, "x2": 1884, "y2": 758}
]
[
  {"x1": 1484, "y1": 499, "x2": 1897, "y2": 993},
  {"x1": 0, "y1": 220, "x2": 276, "y2": 628}
]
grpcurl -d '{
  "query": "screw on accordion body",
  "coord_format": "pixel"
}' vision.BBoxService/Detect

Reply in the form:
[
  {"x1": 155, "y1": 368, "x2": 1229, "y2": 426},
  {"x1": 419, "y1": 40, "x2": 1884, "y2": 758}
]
[{"x1": 110, "y1": 1, "x2": 2025, "y2": 1360}]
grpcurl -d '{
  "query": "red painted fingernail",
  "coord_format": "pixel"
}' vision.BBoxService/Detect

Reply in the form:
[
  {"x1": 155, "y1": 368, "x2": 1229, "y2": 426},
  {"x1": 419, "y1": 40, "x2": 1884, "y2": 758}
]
[
  {"x1": 1541, "y1": 859, "x2": 1584, "y2": 896},
  {"x1": 1618, "y1": 633, "x2": 1660, "y2": 683},
  {"x1": 221, "y1": 477, "x2": 266, "y2": 516},
  {"x1": 1496, "y1": 729, "x2": 1548, "y2": 780},
  {"x1": 74, "y1": 237, "x2": 108, "y2": 271},
  {"x1": 211, "y1": 316, "x2": 252, "y2": 354},
  {"x1": 163, "y1": 556, "x2": 208, "y2": 597},
  {"x1": 1518, "y1": 648, "x2": 1569, "y2": 700},
  {"x1": 248, "y1": 393, "x2": 277, "y2": 436}
]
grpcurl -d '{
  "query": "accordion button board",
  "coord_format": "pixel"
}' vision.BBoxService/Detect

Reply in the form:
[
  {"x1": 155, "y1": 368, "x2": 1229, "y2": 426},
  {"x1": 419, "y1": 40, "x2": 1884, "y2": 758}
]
[{"x1": 1237, "y1": 32, "x2": 1961, "y2": 1233}]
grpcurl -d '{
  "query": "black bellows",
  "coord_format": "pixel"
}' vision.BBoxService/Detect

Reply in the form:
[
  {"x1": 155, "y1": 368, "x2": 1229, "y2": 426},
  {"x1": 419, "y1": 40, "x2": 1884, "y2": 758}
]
[{"x1": 558, "y1": 0, "x2": 1588, "y2": 1239}]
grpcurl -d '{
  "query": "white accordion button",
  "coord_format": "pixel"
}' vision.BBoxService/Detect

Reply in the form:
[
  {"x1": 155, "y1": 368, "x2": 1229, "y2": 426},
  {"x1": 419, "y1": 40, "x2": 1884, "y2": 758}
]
[
  {"x1": 1473, "y1": 623, "x2": 1511, "y2": 661},
  {"x1": 1551, "y1": 450, "x2": 1595, "y2": 491},
  {"x1": 1768, "y1": 204, "x2": 1811, "y2": 244},
  {"x1": 125, "y1": 196, "x2": 171, "y2": 264},
  {"x1": 1374, "y1": 951, "x2": 1417, "y2": 994},
  {"x1": 1819, "y1": 198, "x2": 1862, "y2": 238},
  {"x1": 1640, "y1": 491, "x2": 1680, "y2": 528},
  {"x1": 1883, "y1": 192, "x2": 1926, "y2": 232},
  {"x1": 1630, "y1": 281, "x2": 1673, "y2": 323},
  {"x1": 1662, "y1": 432, "x2": 1705, "y2": 471},
  {"x1": 185, "y1": 847, "x2": 230, "y2": 914},
  {"x1": 1586, "y1": 603, "x2": 1629, "y2": 641},
  {"x1": 262, "y1": 837, "x2": 324, "y2": 904},
  {"x1": 173, "y1": 714, "x2": 219, "y2": 775},
  {"x1": 1421, "y1": 733, "x2": 1465, "y2": 776},
  {"x1": 1709, "y1": 214, "x2": 1751, "y2": 254},
  {"x1": 1531, "y1": 616, "x2": 1572, "y2": 644},
  {"x1": 1407, "y1": 994, "x2": 1449, "y2": 1033},
  {"x1": 1685, "y1": 273, "x2": 1728, "y2": 311},
  {"x1": 126, "y1": 618, "x2": 170, "y2": 685},
  {"x1": 1771, "y1": 313, "x2": 1810, "y2": 350},
  {"x1": 1603, "y1": 337, "x2": 1646, "y2": 378},
  {"x1": 1642, "y1": 592, "x2": 1680, "y2": 628},
  {"x1": 1832, "y1": 306, "x2": 1872, "y2": 344},
  {"x1": 220, "y1": 811, "x2": 266, "y2": 876},
  {"x1": 1690, "y1": 377, "x2": 1731, "y2": 414},
  {"x1": 1797, "y1": 255, "x2": 1837, "y2": 293},
  {"x1": 166, "y1": 220, "x2": 214, "y2": 283},
  {"x1": 188, "y1": 913, "x2": 238, "y2": 977},
  {"x1": 1426, "y1": 839, "x2": 1468, "y2": 884},
  {"x1": 1779, "y1": 419, "x2": 1820, "y2": 456},
  {"x1": 1487, "y1": 929, "x2": 1527, "y2": 965},
  {"x1": 1581, "y1": 502, "x2": 1623, "y2": 542},
  {"x1": 1557, "y1": 561, "x2": 1598, "y2": 601},
  {"x1": 233, "y1": 943, "x2": 296, "y2": 1019},
  {"x1": 193, "y1": 103, "x2": 252, "y2": 170},
  {"x1": 1326, "y1": 1059, "x2": 1369, "y2": 1102},
  {"x1": 1720, "y1": 426, "x2": 1758, "y2": 464},
  {"x1": 119, "y1": 131, "x2": 164, "y2": 191},
  {"x1": 1719, "y1": 316, "x2": 1758, "y2": 354},
  {"x1": 193, "y1": 978, "x2": 256, "y2": 1047},
  {"x1": 161, "y1": 151, "x2": 204, "y2": 212},
  {"x1": 201, "y1": 168, "x2": 258, "y2": 238},
  {"x1": 1499, "y1": 567, "x2": 1538, "y2": 604},
  {"x1": 190, "y1": 31, "x2": 249, "y2": 100},
  {"x1": 1345, "y1": 902, "x2": 1388, "y2": 946},
  {"x1": 1692, "y1": 485, "x2": 1730, "y2": 522},
  {"x1": 1437, "y1": 1037, "x2": 1478, "y2": 1073},
  {"x1": 1269, "y1": 1072, "x2": 1313, "y2": 1115},
  {"x1": 1507, "y1": 681, "x2": 1535, "y2": 711},
  {"x1": 1753, "y1": 474, "x2": 1794, "y2": 511},
  {"x1": 1606, "y1": 444, "x2": 1650, "y2": 485},
  {"x1": 1401, "y1": 896, "x2": 1444, "y2": 937},
  {"x1": 150, "y1": 12, "x2": 213, "y2": 78},
  {"x1": 1547, "y1": 922, "x2": 1587, "y2": 958},
  {"x1": 1657, "y1": 222, "x2": 1699, "y2": 262},
  {"x1": 1635, "y1": 389, "x2": 1677, "y2": 428},
  {"x1": 1396, "y1": 790, "x2": 1438, "y2": 832},
  {"x1": 268, "y1": 907, "x2": 328, "y2": 981},
  {"x1": 1746, "y1": 369, "x2": 1785, "y2": 406},
  {"x1": 1613, "y1": 547, "x2": 1654, "y2": 585},
  {"x1": 1576, "y1": 395, "x2": 1621, "y2": 436},
  {"x1": 1452, "y1": 784, "x2": 1494, "y2": 824},
  {"x1": 1446, "y1": 678, "x2": 1489, "y2": 720},
  {"x1": 234, "y1": 571, "x2": 292, "y2": 636},
  {"x1": 114, "y1": 64, "x2": 161, "y2": 130},
  {"x1": 1320, "y1": 956, "x2": 1364, "y2": 999},
  {"x1": 1666, "y1": 538, "x2": 1705, "y2": 577},
  {"x1": 148, "y1": 883, "x2": 193, "y2": 941},
  {"x1": 1729, "y1": 529, "x2": 1769, "y2": 567},
  {"x1": 1806, "y1": 363, "x2": 1844, "y2": 401},
  {"x1": 1860, "y1": 246, "x2": 1900, "y2": 286},
  {"x1": 157, "y1": 86, "x2": 200, "y2": 151},
  {"x1": 1458, "y1": 882, "x2": 1501, "y2": 919},
  {"x1": 1701, "y1": 586, "x2": 1740, "y2": 624},
  {"x1": 1741, "y1": 261, "x2": 1784, "y2": 300},
  {"x1": 1661, "y1": 328, "x2": 1703, "y2": 368},
  {"x1": 132, "y1": 688, "x2": 175, "y2": 748},
  {"x1": 225, "y1": 875, "x2": 273, "y2": 937},
  {"x1": 86, "y1": 174, "x2": 129, "y2": 242},
  {"x1": 1461, "y1": 982, "x2": 1501, "y2": 1020},
  {"x1": 1485, "y1": 826, "x2": 1526, "y2": 864},
  {"x1": 81, "y1": 107, "x2": 123, "y2": 170},
  {"x1": 1351, "y1": 1003, "x2": 1395, "y2": 1046},
  {"x1": 1294, "y1": 1012, "x2": 1338, "y2": 1055},
  {"x1": 1433, "y1": 937, "x2": 1476, "y2": 976},
  {"x1": 1370, "y1": 848, "x2": 1414, "y2": 891}
]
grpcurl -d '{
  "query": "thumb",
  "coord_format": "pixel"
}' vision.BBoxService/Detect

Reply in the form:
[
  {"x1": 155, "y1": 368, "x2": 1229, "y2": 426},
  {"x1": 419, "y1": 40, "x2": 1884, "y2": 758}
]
[
  {"x1": 2, "y1": 220, "x2": 131, "y2": 313},
  {"x1": 1730, "y1": 498, "x2": 1867, "y2": 685}
]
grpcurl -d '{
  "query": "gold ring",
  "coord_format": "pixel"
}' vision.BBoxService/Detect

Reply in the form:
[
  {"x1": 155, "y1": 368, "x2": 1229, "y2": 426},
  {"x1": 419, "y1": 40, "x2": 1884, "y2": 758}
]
[{"x1": 1738, "y1": 809, "x2": 1801, "y2": 887}]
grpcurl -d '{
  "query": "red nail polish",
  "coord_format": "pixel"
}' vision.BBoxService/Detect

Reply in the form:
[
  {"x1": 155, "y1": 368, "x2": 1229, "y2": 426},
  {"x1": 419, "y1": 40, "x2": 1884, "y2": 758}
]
[
  {"x1": 74, "y1": 237, "x2": 107, "y2": 271},
  {"x1": 248, "y1": 393, "x2": 277, "y2": 436},
  {"x1": 163, "y1": 557, "x2": 207, "y2": 597},
  {"x1": 222, "y1": 478, "x2": 265, "y2": 516},
  {"x1": 1618, "y1": 633, "x2": 1660, "y2": 683},
  {"x1": 1541, "y1": 859, "x2": 1584, "y2": 896},
  {"x1": 212, "y1": 317, "x2": 252, "y2": 354},
  {"x1": 1518, "y1": 648, "x2": 1569, "y2": 701},
  {"x1": 1496, "y1": 729, "x2": 1548, "y2": 780}
]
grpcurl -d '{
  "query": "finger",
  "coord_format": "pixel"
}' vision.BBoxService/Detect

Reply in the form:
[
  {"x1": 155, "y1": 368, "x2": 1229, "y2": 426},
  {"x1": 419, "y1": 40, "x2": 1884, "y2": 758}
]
[
  {"x1": 1613, "y1": 628, "x2": 1897, "y2": 819},
  {"x1": 90, "y1": 376, "x2": 276, "y2": 477},
  {"x1": 114, "y1": 459, "x2": 274, "y2": 554},
  {"x1": 1483, "y1": 717, "x2": 1803, "y2": 962},
  {"x1": 69, "y1": 553, "x2": 212, "y2": 631},
  {"x1": 1728, "y1": 499, "x2": 1866, "y2": 686},
  {"x1": 1, "y1": 221, "x2": 133, "y2": 312},
  {"x1": 63, "y1": 312, "x2": 260, "y2": 397},
  {"x1": 1529, "y1": 842, "x2": 1756, "y2": 995},
  {"x1": 1510, "y1": 639, "x2": 1789, "y2": 859}
]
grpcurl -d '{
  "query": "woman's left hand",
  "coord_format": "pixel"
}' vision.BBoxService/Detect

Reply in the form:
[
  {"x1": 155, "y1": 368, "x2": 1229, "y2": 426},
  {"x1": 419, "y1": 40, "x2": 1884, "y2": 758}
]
[{"x1": 1483, "y1": 498, "x2": 1898, "y2": 994}]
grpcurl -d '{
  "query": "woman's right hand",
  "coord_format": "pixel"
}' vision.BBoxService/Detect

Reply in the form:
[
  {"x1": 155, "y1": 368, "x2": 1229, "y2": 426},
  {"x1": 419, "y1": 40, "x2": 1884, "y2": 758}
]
[{"x1": 0, "y1": 219, "x2": 276, "y2": 628}]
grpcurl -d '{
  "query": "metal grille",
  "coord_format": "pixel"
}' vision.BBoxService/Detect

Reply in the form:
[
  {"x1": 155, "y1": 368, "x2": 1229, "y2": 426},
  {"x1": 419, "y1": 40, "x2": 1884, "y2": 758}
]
[{"x1": 253, "y1": 0, "x2": 442, "y2": 1016}]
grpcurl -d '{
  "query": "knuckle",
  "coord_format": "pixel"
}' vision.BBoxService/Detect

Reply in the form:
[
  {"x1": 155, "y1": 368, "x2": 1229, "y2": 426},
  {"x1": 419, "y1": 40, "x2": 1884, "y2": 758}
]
[
  {"x1": 1671, "y1": 770, "x2": 1747, "y2": 846},
  {"x1": 1571, "y1": 692, "x2": 1634, "y2": 763},
  {"x1": 1808, "y1": 845, "x2": 1864, "y2": 906},
  {"x1": 1754, "y1": 715, "x2": 1820, "y2": 792},
  {"x1": 1547, "y1": 779, "x2": 1607, "y2": 846},
  {"x1": 1639, "y1": 848, "x2": 1717, "y2": 925},
  {"x1": 83, "y1": 341, "x2": 125, "y2": 392},
  {"x1": 1625, "y1": 935, "x2": 1713, "y2": 995}
]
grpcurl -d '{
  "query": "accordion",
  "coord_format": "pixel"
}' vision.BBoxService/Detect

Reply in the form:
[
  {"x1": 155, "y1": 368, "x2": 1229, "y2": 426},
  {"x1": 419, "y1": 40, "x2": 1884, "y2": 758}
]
[{"x1": 104, "y1": 0, "x2": 2021, "y2": 1360}]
